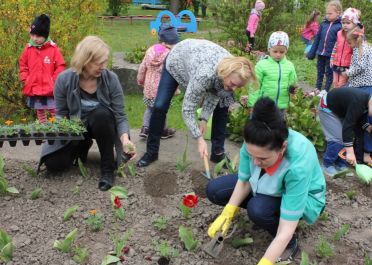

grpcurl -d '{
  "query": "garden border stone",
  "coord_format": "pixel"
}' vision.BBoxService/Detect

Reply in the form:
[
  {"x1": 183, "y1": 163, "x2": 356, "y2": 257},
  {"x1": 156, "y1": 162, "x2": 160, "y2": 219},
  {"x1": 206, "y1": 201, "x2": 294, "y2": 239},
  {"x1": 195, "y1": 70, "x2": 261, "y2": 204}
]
[{"x1": 112, "y1": 52, "x2": 142, "y2": 94}]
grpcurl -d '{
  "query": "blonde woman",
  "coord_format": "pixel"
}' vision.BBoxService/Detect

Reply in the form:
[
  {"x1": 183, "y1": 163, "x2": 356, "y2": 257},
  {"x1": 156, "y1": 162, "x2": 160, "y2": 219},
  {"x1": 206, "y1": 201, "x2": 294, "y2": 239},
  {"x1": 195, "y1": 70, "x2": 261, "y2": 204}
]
[
  {"x1": 39, "y1": 36, "x2": 136, "y2": 191},
  {"x1": 137, "y1": 38, "x2": 256, "y2": 167}
]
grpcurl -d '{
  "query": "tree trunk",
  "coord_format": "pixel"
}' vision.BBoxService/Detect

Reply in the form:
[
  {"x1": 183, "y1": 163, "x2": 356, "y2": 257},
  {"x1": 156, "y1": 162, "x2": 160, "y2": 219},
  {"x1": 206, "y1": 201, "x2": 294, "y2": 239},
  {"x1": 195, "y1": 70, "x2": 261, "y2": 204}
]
[{"x1": 169, "y1": 0, "x2": 180, "y2": 14}]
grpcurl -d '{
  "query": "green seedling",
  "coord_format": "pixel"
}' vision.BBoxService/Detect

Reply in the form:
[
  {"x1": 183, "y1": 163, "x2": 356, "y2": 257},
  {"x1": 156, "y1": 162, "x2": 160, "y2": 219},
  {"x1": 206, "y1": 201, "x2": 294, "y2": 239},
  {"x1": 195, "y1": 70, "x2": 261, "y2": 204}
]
[
  {"x1": 333, "y1": 224, "x2": 350, "y2": 241},
  {"x1": 30, "y1": 187, "x2": 42, "y2": 200},
  {"x1": 73, "y1": 246, "x2": 90, "y2": 264},
  {"x1": 365, "y1": 255, "x2": 372, "y2": 265},
  {"x1": 153, "y1": 216, "x2": 169, "y2": 231},
  {"x1": 319, "y1": 212, "x2": 329, "y2": 221},
  {"x1": 112, "y1": 231, "x2": 131, "y2": 258},
  {"x1": 72, "y1": 186, "x2": 81, "y2": 195},
  {"x1": 178, "y1": 200, "x2": 192, "y2": 219},
  {"x1": 315, "y1": 236, "x2": 333, "y2": 258},
  {"x1": 179, "y1": 226, "x2": 199, "y2": 251},
  {"x1": 127, "y1": 162, "x2": 136, "y2": 177},
  {"x1": 78, "y1": 158, "x2": 88, "y2": 178},
  {"x1": 297, "y1": 220, "x2": 308, "y2": 230},
  {"x1": 300, "y1": 251, "x2": 318, "y2": 265},
  {"x1": 53, "y1": 228, "x2": 78, "y2": 253},
  {"x1": 176, "y1": 136, "x2": 191, "y2": 172},
  {"x1": 0, "y1": 155, "x2": 19, "y2": 195},
  {"x1": 64, "y1": 205, "x2": 79, "y2": 221},
  {"x1": 22, "y1": 165, "x2": 37, "y2": 178},
  {"x1": 231, "y1": 235, "x2": 253, "y2": 248},
  {"x1": 214, "y1": 154, "x2": 239, "y2": 176},
  {"x1": 153, "y1": 240, "x2": 179, "y2": 259},
  {"x1": 85, "y1": 211, "x2": 104, "y2": 232},
  {"x1": 0, "y1": 229, "x2": 16, "y2": 262},
  {"x1": 300, "y1": 251, "x2": 310, "y2": 265},
  {"x1": 102, "y1": 231, "x2": 132, "y2": 265},
  {"x1": 345, "y1": 190, "x2": 357, "y2": 200}
]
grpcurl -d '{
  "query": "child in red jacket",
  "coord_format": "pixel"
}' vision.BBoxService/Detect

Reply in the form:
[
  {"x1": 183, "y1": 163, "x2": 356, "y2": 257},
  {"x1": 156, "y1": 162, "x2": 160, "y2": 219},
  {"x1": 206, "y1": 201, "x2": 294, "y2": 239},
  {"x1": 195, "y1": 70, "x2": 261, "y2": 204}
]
[
  {"x1": 19, "y1": 14, "x2": 66, "y2": 123},
  {"x1": 330, "y1": 7, "x2": 362, "y2": 88}
]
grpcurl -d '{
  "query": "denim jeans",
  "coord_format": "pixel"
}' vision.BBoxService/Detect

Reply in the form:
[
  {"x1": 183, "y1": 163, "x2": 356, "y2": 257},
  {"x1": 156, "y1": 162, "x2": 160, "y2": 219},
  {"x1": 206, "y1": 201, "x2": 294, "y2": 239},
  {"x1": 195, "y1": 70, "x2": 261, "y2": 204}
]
[
  {"x1": 146, "y1": 66, "x2": 230, "y2": 157},
  {"x1": 44, "y1": 105, "x2": 116, "y2": 174},
  {"x1": 206, "y1": 174, "x2": 282, "y2": 237},
  {"x1": 323, "y1": 141, "x2": 348, "y2": 168},
  {"x1": 301, "y1": 36, "x2": 312, "y2": 54},
  {"x1": 316, "y1": 55, "x2": 333, "y2": 91},
  {"x1": 146, "y1": 67, "x2": 179, "y2": 155}
]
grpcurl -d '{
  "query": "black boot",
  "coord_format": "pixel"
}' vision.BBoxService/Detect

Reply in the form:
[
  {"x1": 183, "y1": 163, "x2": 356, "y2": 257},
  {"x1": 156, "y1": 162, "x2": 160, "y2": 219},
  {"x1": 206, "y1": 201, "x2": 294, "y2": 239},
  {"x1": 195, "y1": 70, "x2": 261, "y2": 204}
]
[
  {"x1": 98, "y1": 172, "x2": 114, "y2": 191},
  {"x1": 137, "y1": 152, "x2": 158, "y2": 167}
]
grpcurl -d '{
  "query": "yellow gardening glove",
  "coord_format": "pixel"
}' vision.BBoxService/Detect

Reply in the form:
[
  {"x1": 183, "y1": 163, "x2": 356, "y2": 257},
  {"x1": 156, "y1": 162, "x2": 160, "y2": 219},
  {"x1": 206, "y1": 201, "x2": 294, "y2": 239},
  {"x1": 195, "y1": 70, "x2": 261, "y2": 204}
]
[
  {"x1": 208, "y1": 204, "x2": 239, "y2": 238},
  {"x1": 257, "y1": 257, "x2": 273, "y2": 265}
]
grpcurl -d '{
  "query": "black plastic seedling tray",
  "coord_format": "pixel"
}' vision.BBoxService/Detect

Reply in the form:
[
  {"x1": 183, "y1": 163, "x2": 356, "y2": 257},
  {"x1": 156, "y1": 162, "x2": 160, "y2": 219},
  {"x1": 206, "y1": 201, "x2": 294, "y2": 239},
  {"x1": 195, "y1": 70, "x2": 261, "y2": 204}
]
[{"x1": 0, "y1": 133, "x2": 84, "y2": 147}]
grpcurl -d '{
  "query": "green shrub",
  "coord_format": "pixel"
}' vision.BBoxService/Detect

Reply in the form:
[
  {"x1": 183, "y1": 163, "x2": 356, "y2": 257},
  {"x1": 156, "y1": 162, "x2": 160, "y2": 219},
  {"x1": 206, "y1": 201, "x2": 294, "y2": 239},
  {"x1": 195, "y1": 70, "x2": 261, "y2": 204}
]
[
  {"x1": 125, "y1": 45, "x2": 147, "y2": 64},
  {"x1": 0, "y1": 1, "x2": 104, "y2": 108},
  {"x1": 287, "y1": 90, "x2": 325, "y2": 152}
]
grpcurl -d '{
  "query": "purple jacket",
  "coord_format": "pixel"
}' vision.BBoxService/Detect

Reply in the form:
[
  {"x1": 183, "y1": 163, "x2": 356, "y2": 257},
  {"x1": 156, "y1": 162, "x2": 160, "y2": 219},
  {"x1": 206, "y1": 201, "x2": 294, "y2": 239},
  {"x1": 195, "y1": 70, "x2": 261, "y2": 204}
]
[{"x1": 307, "y1": 17, "x2": 342, "y2": 59}]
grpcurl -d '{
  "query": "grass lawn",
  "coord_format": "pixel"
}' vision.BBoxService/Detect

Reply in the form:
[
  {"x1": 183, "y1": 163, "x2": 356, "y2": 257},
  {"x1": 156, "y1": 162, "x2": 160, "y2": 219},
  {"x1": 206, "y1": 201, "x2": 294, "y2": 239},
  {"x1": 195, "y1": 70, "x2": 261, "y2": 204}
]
[
  {"x1": 99, "y1": 8, "x2": 317, "y2": 129},
  {"x1": 125, "y1": 93, "x2": 187, "y2": 130}
]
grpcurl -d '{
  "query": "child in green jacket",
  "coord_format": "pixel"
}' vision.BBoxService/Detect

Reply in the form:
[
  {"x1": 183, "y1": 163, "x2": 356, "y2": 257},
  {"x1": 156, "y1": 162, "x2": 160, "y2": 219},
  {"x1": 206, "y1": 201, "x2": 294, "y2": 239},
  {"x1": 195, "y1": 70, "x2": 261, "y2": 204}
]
[{"x1": 245, "y1": 31, "x2": 297, "y2": 111}]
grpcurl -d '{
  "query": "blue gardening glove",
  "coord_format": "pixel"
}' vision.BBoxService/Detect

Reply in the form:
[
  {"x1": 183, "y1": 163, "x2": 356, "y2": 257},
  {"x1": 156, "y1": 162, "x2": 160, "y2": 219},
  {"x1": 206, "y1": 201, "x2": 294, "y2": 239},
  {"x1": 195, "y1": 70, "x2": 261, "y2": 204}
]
[{"x1": 208, "y1": 204, "x2": 239, "y2": 238}]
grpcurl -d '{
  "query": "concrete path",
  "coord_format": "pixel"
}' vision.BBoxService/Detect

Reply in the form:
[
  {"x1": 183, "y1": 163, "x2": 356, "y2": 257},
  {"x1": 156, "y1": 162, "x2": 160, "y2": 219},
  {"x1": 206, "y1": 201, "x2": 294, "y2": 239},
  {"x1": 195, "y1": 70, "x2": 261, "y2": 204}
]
[{"x1": 0, "y1": 129, "x2": 241, "y2": 170}]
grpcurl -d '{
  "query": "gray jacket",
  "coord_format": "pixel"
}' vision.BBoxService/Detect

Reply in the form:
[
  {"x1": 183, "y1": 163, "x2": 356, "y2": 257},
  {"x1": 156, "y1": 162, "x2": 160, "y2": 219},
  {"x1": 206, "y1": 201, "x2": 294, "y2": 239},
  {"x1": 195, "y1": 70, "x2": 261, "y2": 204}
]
[
  {"x1": 165, "y1": 39, "x2": 234, "y2": 138},
  {"x1": 40, "y1": 68, "x2": 129, "y2": 160}
]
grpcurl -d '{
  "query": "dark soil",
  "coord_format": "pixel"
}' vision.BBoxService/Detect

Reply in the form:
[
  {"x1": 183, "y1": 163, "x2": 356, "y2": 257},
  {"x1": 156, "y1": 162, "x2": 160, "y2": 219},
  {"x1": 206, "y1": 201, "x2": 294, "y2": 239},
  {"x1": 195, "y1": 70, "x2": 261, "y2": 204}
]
[{"x1": 0, "y1": 157, "x2": 371, "y2": 265}]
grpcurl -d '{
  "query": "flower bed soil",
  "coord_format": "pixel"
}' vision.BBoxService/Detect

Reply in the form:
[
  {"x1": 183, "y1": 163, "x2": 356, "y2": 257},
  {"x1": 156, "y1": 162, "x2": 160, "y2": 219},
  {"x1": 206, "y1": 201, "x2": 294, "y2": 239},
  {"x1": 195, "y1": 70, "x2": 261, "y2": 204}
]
[{"x1": 0, "y1": 158, "x2": 371, "y2": 265}]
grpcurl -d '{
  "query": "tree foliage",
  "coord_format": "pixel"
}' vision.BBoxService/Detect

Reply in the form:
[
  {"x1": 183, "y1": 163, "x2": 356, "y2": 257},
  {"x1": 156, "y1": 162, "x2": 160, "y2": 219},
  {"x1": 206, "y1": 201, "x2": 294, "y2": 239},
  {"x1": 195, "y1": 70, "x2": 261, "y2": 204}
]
[
  {"x1": 107, "y1": 0, "x2": 130, "y2": 16},
  {"x1": 0, "y1": 0, "x2": 105, "y2": 107},
  {"x1": 212, "y1": 0, "x2": 371, "y2": 51}
]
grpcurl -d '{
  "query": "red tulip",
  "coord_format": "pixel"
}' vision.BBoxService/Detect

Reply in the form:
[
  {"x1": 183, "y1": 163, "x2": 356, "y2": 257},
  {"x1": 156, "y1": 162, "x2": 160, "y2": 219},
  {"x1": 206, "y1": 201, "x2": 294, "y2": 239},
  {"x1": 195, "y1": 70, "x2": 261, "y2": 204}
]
[
  {"x1": 114, "y1": 196, "x2": 122, "y2": 208},
  {"x1": 182, "y1": 194, "x2": 199, "y2": 208}
]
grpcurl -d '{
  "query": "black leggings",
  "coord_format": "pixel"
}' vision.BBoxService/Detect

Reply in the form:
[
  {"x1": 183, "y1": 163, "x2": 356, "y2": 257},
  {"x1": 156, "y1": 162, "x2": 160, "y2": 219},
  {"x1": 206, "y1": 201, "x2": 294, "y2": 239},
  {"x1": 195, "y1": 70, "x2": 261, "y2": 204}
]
[
  {"x1": 44, "y1": 105, "x2": 117, "y2": 175},
  {"x1": 246, "y1": 30, "x2": 255, "y2": 49}
]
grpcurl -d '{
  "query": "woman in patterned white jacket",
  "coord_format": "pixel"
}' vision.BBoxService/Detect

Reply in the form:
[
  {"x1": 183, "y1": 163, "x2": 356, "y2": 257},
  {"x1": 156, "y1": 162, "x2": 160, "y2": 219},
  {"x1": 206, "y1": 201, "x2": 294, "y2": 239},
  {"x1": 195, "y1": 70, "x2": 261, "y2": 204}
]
[{"x1": 137, "y1": 39, "x2": 256, "y2": 167}]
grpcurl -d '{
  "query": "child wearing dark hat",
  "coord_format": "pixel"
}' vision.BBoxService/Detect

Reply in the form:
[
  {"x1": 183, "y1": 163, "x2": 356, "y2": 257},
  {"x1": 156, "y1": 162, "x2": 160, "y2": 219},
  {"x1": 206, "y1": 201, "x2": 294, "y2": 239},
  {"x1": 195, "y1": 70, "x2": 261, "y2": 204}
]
[
  {"x1": 137, "y1": 23, "x2": 180, "y2": 139},
  {"x1": 19, "y1": 14, "x2": 66, "y2": 123}
]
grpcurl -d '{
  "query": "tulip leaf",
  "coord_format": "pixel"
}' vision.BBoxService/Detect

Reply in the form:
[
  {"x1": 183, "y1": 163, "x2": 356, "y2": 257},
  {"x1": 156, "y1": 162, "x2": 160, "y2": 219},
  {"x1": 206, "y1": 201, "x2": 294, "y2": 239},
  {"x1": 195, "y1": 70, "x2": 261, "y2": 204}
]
[
  {"x1": 31, "y1": 187, "x2": 42, "y2": 199},
  {"x1": 101, "y1": 255, "x2": 121, "y2": 265},
  {"x1": 6, "y1": 187, "x2": 19, "y2": 194},
  {"x1": 63, "y1": 205, "x2": 79, "y2": 221},
  {"x1": 179, "y1": 226, "x2": 198, "y2": 251},
  {"x1": 109, "y1": 186, "x2": 128, "y2": 199}
]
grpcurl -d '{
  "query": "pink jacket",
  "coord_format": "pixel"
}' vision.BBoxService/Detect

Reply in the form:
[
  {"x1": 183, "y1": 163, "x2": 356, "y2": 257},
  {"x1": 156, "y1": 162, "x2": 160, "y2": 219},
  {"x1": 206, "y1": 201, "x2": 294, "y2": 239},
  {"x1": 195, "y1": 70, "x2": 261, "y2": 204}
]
[
  {"x1": 137, "y1": 44, "x2": 170, "y2": 99},
  {"x1": 246, "y1": 13, "x2": 260, "y2": 36},
  {"x1": 331, "y1": 30, "x2": 353, "y2": 67},
  {"x1": 302, "y1": 21, "x2": 319, "y2": 41}
]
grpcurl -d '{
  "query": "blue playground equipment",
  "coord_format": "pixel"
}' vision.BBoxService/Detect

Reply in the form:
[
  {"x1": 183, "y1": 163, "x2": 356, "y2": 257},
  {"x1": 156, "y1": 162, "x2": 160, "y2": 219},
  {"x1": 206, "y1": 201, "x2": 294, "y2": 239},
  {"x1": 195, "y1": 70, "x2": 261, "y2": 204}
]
[
  {"x1": 133, "y1": 0, "x2": 163, "y2": 5},
  {"x1": 150, "y1": 10, "x2": 198, "y2": 34}
]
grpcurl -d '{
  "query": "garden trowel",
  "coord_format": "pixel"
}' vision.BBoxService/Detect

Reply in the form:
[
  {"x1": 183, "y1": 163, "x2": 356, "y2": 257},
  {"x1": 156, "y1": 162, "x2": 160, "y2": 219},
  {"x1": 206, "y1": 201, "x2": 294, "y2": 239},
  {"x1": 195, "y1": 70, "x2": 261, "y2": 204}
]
[
  {"x1": 202, "y1": 221, "x2": 236, "y2": 258},
  {"x1": 202, "y1": 155, "x2": 212, "y2": 179},
  {"x1": 338, "y1": 149, "x2": 372, "y2": 184}
]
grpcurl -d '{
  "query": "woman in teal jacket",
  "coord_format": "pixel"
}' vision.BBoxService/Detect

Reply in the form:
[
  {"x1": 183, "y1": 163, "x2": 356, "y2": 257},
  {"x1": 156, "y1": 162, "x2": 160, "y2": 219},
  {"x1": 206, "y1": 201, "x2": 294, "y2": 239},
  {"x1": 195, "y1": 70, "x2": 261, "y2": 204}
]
[
  {"x1": 248, "y1": 31, "x2": 297, "y2": 110},
  {"x1": 207, "y1": 97, "x2": 325, "y2": 264}
]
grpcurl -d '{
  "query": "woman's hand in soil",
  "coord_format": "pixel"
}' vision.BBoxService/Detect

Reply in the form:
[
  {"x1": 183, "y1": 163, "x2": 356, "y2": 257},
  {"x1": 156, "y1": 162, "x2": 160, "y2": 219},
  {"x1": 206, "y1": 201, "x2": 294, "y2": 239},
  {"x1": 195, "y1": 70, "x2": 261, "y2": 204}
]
[
  {"x1": 208, "y1": 204, "x2": 239, "y2": 238},
  {"x1": 197, "y1": 136, "x2": 208, "y2": 158},
  {"x1": 120, "y1": 133, "x2": 137, "y2": 160}
]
